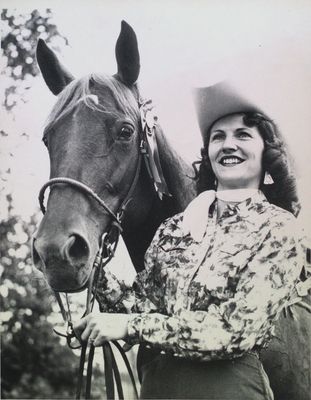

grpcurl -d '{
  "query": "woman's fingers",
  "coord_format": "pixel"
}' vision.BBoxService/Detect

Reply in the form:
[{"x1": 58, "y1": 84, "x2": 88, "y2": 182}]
[
  {"x1": 93, "y1": 333, "x2": 105, "y2": 347},
  {"x1": 73, "y1": 315, "x2": 89, "y2": 340},
  {"x1": 73, "y1": 313, "x2": 129, "y2": 346},
  {"x1": 73, "y1": 314, "x2": 103, "y2": 344},
  {"x1": 80, "y1": 322, "x2": 94, "y2": 342}
]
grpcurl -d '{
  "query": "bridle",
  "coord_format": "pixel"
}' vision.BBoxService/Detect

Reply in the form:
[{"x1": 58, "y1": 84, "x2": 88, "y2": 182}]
[{"x1": 38, "y1": 98, "x2": 170, "y2": 399}]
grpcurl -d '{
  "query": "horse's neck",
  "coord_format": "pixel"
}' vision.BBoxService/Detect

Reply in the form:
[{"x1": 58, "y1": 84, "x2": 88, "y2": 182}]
[{"x1": 122, "y1": 127, "x2": 196, "y2": 271}]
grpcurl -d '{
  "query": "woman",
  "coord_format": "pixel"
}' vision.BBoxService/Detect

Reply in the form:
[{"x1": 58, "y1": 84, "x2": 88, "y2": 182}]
[{"x1": 74, "y1": 82, "x2": 303, "y2": 399}]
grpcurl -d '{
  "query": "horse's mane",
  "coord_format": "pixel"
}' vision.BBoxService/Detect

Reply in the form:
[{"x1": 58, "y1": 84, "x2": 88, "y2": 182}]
[{"x1": 44, "y1": 73, "x2": 140, "y2": 135}]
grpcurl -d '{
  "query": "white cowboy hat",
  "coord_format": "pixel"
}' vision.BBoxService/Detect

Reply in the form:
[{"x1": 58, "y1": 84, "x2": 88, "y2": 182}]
[{"x1": 193, "y1": 81, "x2": 267, "y2": 142}]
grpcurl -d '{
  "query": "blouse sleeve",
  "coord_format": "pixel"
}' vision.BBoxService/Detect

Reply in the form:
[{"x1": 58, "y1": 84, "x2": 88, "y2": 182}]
[
  {"x1": 292, "y1": 229, "x2": 311, "y2": 298},
  {"x1": 95, "y1": 220, "x2": 167, "y2": 314},
  {"x1": 127, "y1": 214, "x2": 302, "y2": 360}
]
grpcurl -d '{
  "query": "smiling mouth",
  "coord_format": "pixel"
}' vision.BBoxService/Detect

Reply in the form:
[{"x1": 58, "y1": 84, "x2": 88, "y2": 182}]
[{"x1": 219, "y1": 156, "x2": 245, "y2": 166}]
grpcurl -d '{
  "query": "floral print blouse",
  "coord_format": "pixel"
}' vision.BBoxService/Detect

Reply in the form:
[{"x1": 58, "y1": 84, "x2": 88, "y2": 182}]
[{"x1": 96, "y1": 192, "x2": 304, "y2": 361}]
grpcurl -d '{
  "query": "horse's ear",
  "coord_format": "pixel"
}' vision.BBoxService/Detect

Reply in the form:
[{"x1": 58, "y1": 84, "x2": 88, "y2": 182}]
[
  {"x1": 36, "y1": 39, "x2": 74, "y2": 95},
  {"x1": 115, "y1": 21, "x2": 140, "y2": 86}
]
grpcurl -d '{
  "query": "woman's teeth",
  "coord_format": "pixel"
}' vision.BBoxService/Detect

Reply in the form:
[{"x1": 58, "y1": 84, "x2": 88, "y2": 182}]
[{"x1": 220, "y1": 157, "x2": 243, "y2": 165}]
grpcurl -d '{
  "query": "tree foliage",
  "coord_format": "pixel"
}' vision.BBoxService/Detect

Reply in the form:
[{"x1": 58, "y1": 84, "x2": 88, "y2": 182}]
[
  {"x1": 1, "y1": 9, "x2": 68, "y2": 111},
  {"x1": 0, "y1": 196, "x2": 81, "y2": 399},
  {"x1": 1, "y1": 9, "x2": 68, "y2": 208}
]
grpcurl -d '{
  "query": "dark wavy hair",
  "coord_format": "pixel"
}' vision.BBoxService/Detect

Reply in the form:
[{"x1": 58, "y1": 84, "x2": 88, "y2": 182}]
[{"x1": 193, "y1": 112, "x2": 300, "y2": 216}]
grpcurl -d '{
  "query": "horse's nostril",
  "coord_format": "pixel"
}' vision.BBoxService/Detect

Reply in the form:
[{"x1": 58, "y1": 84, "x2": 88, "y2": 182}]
[{"x1": 66, "y1": 234, "x2": 89, "y2": 262}]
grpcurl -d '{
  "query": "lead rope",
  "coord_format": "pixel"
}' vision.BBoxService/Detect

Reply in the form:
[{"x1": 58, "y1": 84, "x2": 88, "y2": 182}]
[
  {"x1": 75, "y1": 230, "x2": 138, "y2": 400},
  {"x1": 52, "y1": 225, "x2": 139, "y2": 400}
]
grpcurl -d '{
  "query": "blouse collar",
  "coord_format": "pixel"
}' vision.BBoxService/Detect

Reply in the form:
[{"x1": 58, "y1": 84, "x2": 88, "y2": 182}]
[
  {"x1": 182, "y1": 189, "x2": 268, "y2": 242},
  {"x1": 218, "y1": 190, "x2": 268, "y2": 218}
]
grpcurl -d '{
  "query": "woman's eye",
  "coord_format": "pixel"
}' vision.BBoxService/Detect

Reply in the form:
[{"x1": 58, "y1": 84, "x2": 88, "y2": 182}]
[
  {"x1": 119, "y1": 125, "x2": 134, "y2": 140},
  {"x1": 210, "y1": 133, "x2": 224, "y2": 142},
  {"x1": 237, "y1": 131, "x2": 251, "y2": 139}
]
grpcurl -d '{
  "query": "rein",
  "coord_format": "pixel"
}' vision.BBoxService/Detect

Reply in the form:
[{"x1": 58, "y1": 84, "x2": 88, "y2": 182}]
[{"x1": 38, "y1": 99, "x2": 169, "y2": 399}]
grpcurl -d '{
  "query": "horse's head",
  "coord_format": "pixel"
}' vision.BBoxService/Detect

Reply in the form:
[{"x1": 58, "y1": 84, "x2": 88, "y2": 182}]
[{"x1": 32, "y1": 22, "x2": 154, "y2": 292}]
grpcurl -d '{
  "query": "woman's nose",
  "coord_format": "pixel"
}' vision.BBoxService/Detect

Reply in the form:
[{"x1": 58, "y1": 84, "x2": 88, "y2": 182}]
[{"x1": 222, "y1": 136, "x2": 238, "y2": 151}]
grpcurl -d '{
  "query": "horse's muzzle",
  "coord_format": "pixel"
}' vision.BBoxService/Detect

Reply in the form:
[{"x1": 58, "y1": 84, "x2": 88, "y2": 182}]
[{"x1": 32, "y1": 233, "x2": 92, "y2": 292}]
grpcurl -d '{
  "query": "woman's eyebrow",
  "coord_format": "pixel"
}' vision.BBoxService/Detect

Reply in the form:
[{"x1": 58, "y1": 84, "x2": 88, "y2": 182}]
[{"x1": 236, "y1": 127, "x2": 252, "y2": 132}]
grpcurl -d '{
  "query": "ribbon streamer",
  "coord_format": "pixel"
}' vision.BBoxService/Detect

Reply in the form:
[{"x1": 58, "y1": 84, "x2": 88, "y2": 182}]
[{"x1": 140, "y1": 100, "x2": 171, "y2": 199}]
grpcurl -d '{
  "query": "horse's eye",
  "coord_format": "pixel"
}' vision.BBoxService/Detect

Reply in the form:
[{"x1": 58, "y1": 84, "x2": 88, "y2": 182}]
[{"x1": 119, "y1": 125, "x2": 134, "y2": 140}]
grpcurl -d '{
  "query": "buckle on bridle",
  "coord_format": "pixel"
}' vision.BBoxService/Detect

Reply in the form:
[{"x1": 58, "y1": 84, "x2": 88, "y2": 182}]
[
  {"x1": 99, "y1": 231, "x2": 117, "y2": 260},
  {"x1": 53, "y1": 321, "x2": 82, "y2": 350},
  {"x1": 67, "y1": 321, "x2": 82, "y2": 349}
]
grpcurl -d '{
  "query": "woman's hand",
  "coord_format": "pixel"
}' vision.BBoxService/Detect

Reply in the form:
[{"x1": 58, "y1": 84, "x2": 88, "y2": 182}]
[{"x1": 73, "y1": 312, "x2": 129, "y2": 346}]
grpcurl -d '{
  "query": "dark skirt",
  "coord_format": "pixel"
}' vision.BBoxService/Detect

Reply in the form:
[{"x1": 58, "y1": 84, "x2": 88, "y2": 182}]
[{"x1": 138, "y1": 348, "x2": 274, "y2": 400}]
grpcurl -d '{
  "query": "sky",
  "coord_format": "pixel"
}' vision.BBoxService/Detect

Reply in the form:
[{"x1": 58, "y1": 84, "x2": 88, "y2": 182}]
[{"x1": 1, "y1": 0, "x2": 311, "y2": 233}]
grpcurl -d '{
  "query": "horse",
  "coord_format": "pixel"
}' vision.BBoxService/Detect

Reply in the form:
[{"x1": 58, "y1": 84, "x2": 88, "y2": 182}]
[
  {"x1": 32, "y1": 21, "x2": 196, "y2": 288},
  {"x1": 32, "y1": 21, "x2": 310, "y2": 400}
]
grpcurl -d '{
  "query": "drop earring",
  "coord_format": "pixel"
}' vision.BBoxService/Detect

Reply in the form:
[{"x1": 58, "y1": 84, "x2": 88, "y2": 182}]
[{"x1": 264, "y1": 172, "x2": 274, "y2": 185}]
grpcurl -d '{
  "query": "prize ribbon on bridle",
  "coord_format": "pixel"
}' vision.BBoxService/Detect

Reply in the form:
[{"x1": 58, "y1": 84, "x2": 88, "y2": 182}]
[{"x1": 139, "y1": 99, "x2": 171, "y2": 199}]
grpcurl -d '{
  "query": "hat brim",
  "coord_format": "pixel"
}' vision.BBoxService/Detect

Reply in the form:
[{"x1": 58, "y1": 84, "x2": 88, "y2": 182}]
[{"x1": 193, "y1": 81, "x2": 264, "y2": 142}]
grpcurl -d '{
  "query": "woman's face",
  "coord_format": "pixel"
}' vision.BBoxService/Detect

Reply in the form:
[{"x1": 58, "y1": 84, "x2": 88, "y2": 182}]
[{"x1": 208, "y1": 114, "x2": 264, "y2": 191}]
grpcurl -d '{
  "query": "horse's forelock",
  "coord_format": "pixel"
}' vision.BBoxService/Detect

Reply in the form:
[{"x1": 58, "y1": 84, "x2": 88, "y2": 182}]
[
  {"x1": 89, "y1": 73, "x2": 140, "y2": 121},
  {"x1": 43, "y1": 73, "x2": 140, "y2": 135}
]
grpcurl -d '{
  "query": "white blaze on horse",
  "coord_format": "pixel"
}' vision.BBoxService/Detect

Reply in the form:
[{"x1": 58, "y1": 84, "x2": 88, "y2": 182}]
[{"x1": 32, "y1": 21, "x2": 310, "y2": 400}]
